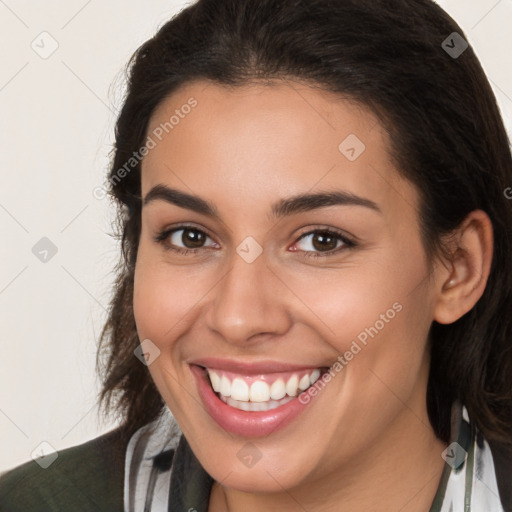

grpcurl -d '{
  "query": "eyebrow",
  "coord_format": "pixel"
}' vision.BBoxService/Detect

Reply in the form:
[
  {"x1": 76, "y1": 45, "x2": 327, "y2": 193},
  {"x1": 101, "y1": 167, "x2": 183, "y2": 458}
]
[{"x1": 142, "y1": 184, "x2": 382, "y2": 220}]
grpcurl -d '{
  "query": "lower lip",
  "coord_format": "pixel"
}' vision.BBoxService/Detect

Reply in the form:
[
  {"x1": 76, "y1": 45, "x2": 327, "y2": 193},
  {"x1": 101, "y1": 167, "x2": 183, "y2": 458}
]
[{"x1": 191, "y1": 365, "x2": 316, "y2": 438}]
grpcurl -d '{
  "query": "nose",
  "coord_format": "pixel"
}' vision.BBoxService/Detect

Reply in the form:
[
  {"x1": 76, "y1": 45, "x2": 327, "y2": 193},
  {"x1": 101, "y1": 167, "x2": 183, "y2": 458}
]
[{"x1": 205, "y1": 247, "x2": 292, "y2": 346}]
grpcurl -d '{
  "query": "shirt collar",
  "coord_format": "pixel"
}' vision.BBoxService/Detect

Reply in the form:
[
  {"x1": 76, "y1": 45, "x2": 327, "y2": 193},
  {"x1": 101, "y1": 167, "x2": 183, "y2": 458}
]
[{"x1": 429, "y1": 400, "x2": 505, "y2": 512}]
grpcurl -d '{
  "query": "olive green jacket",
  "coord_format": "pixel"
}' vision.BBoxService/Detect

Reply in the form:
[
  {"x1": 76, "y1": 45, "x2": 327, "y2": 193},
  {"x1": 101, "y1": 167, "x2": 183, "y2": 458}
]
[{"x1": 0, "y1": 428, "x2": 126, "y2": 511}]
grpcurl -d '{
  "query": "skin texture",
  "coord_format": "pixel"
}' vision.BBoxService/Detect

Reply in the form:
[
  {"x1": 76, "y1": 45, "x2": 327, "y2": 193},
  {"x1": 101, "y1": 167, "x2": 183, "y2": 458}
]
[{"x1": 133, "y1": 80, "x2": 493, "y2": 512}]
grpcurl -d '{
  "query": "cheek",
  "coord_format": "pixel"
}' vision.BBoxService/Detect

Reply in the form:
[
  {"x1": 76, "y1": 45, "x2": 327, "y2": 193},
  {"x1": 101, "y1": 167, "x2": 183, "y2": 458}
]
[
  {"x1": 133, "y1": 248, "x2": 213, "y2": 344},
  {"x1": 132, "y1": 247, "x2": 211, "y2": 420},
  {"x1": 282, "y1": 248, "x2": 431, "y2": 387},
  {"x1": 284, "y1": 255, "x2": 424, "y2": 341}
]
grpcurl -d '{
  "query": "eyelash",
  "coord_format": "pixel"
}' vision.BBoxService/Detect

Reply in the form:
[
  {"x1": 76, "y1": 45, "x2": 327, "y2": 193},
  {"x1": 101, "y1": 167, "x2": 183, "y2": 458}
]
[{"x1": 153, "y1": 224, "x2": 357, "y2": 259}]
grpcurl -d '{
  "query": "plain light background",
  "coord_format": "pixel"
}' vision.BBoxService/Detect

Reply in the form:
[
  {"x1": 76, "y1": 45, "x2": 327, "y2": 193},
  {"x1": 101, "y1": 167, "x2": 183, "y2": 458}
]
[{"x1": 1, "y1": 0, "x2": 511, "y2": 474}]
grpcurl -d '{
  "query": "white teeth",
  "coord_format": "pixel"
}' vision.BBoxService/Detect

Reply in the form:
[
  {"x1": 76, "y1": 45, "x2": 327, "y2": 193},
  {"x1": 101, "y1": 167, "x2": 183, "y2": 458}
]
[
  {"x1": 221, "y1": 394, "x2": 294, "y2": 412},
  {"x1": 298, "y1": 374, "x2": 310, "y2": 391},
  {"x1": 285, "y1": 375, "x2": 299, "y2": 396},
  {"x1": 220, "y1": 375, "x2": 231, "y2": 397},
  {"x1": 209, "y1": 371, "x2": 221, "y2": 392},
  {"x1": 250, "y1": 381, "x2": 270, "y2": 402},
  {"x1": 231, "y1": 378, "x2": 249, "y2": 401},
  {"x1": 206, "y1": 368, "x2": 324, "y2": 405},
  {"x1": 237, "y1": 400, "x2": 250, "y2": 411},
  {"x1": 270, "y1": 378, "x2": 286, "y2": 400}
]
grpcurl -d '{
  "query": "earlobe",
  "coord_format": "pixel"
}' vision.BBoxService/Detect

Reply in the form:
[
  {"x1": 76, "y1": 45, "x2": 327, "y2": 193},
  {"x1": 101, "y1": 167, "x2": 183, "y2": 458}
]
[{"x1": 433, "y1": 210, "x2": 493, "y2": 325}]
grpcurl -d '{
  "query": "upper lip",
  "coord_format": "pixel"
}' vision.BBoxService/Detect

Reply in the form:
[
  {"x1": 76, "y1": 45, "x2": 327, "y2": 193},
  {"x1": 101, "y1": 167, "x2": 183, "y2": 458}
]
[{"x1": 189, "y1": 357, "x2": 326, "y2": 375}]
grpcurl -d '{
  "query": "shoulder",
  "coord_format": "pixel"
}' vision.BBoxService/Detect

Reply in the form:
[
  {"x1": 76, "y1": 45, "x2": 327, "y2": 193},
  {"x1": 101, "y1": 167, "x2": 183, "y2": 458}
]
[{"x1": 0, "y1": 427, "x2": 127, "y2": 512}]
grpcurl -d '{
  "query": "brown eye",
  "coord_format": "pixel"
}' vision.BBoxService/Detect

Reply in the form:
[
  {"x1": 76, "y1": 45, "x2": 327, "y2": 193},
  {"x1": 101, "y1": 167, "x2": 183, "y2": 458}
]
[
  {"x1": 295, "y1": 230, "x2": 348, "y2": 253},
  {"x1": 311, "y1": 232, "x2": 338, "y2": 251},
  {"x1": 178, "y1": 228, "x2": 207, "y2": 248},
  {"x1": 155, "y1": 225, "x2": 218, "y2": 254},
  {"x1": 294, "y1": 229, "x2": 357, "y2": 258}
]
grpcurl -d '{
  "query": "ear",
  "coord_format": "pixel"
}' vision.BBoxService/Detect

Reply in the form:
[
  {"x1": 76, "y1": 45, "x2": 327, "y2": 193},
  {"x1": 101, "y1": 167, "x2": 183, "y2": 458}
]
[{"x1": 433, "y1": 210, "x2": 493, "y2": 325}]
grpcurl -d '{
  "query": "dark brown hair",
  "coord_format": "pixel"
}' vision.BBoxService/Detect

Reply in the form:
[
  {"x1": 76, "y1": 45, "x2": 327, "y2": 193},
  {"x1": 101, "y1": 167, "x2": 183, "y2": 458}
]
[{"x1": 96, "y1": 0, "x2": 512, "y2": 447}]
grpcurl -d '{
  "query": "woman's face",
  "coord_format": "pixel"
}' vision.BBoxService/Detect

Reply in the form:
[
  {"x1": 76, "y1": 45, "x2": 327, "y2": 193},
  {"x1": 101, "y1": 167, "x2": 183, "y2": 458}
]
[{"x1": 133, "y1": 79, "x2": 442, "y2": 492}]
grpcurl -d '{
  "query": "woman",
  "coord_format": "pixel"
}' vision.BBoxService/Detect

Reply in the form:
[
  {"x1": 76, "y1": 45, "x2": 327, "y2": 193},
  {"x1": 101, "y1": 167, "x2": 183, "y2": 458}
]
[{"x1": 1, "y1": 0, "x2": 511, "y2": 510}]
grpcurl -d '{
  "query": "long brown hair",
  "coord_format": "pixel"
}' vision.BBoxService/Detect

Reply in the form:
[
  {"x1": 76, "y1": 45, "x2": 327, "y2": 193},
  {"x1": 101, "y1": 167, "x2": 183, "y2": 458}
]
[{"x1": 96, "y1": 0, "x2": 512, "y2": 447}]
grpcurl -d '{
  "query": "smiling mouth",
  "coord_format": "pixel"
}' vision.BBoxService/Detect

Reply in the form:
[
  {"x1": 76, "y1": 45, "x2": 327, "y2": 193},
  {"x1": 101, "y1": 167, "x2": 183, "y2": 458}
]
[{"x1": 203, "y1": 367, "x2": 327, "y2": 412}]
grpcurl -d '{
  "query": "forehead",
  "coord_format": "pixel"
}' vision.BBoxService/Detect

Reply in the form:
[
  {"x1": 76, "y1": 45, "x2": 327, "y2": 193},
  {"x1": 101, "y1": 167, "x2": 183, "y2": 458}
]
[{"x1": 141, "y1": 79, "x2": 419, "y2": 222}]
